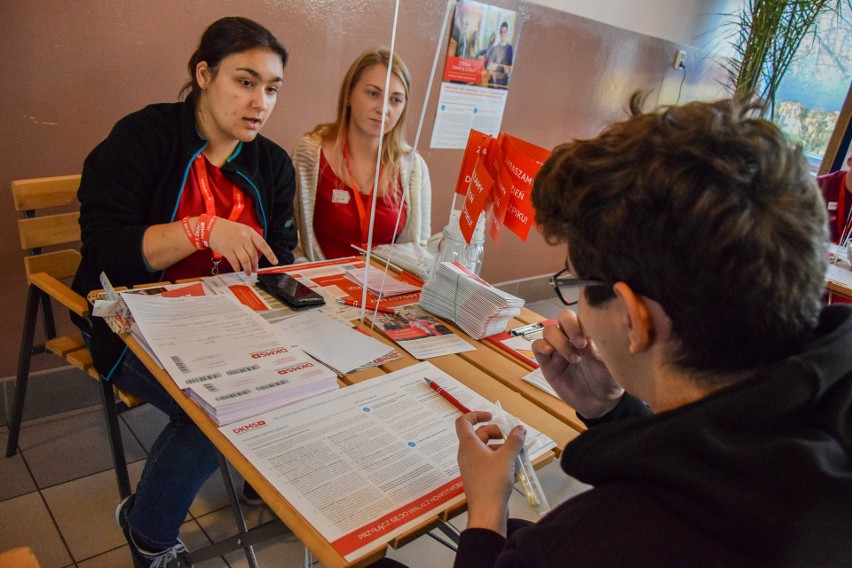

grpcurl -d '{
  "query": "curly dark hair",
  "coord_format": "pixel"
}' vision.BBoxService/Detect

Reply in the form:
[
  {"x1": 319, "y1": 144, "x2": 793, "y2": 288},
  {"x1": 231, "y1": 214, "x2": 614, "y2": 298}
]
[{"x1": 532, "y1": 93, "x2": 828, "y2": 376}]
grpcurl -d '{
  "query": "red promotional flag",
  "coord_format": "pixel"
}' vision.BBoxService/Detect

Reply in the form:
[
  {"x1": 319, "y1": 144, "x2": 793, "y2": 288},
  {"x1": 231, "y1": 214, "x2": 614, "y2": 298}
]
[
  {"x1": 454, "y1": 130, "x2": 490, "y2": 196},
  {"x1": 459, "y1": 156, "x2": 493, "y2": 244},
  {"x1": 500, "y1": 135, "x2": 551, "y2": 241},
  {"x1": 487, "y1": 150, "x2": 514, "y2": 242},
  {"x1": 482, "y1": 134, "x2": 503, "y2": 180}
]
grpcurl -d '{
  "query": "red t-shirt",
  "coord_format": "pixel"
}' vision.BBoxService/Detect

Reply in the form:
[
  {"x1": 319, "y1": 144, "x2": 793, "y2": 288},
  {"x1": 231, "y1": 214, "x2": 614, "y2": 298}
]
[
  {"x1": 313, "y1": 150, "x2": 407, "y2": 259},
  {"x1": 164, "y1": 155, "x2": 263, "y2": 281}
]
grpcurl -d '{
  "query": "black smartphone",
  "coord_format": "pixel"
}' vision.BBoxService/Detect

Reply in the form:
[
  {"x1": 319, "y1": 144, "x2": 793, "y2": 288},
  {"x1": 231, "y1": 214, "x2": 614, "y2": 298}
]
[{"x1": 256, "y1": 273, "x2": 325, "y2": 309}]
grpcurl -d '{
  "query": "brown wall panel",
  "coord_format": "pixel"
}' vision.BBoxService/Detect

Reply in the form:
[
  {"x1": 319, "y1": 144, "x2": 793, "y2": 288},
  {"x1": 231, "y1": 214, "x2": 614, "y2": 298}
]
[{"x1": 0, "y1": 0, "x2": 725, "y2": 377}]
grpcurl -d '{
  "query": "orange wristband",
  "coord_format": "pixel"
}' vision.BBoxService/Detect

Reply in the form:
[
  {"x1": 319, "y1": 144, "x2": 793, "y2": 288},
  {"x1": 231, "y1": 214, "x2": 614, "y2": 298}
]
[
  {"x1": 181, "y1": 216, "x2": 203, "y2": 250},
  {"x1": 203, "y1": 215, "x2": 218, "y2": 249}
]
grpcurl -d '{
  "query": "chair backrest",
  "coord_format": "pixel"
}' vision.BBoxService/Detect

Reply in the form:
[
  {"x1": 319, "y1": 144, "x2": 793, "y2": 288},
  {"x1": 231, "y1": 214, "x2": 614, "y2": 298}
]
[{"x1": 12, "y1": 174, "x2": 82, "y2": 280}]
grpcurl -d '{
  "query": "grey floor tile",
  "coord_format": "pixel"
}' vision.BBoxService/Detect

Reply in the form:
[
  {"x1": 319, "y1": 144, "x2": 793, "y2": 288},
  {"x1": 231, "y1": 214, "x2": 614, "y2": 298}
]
[
  {"x1": 119, "y1": 403, "x2": 169, "y2": 455},
  {"x1": 76, "y1": 519, "x2": 215, "y2": 568},
  {"x1": 533, "y1": 458, "x2": 591, "y2": 510},
  {"x1": 19, "y1": 406, "x2": 146, "y2": 489},
  {"x1": 0, "y1": 491, "x2": 72, "y2": 568},
  {"x1": 76, "y1": 546, "x2": 135, "y2": 568},
  {"x1": 194, "y1": 506, "x2": 288, "y2": 567},
  {"x1": 179, "y1": 519, "x2": 222, "y2": 567},
  {"x1": 383, "y1": 529, "x2": 459, "y2": 567},
  {"x1": 41, "y1": 461, "x2": 144, "y2": 563},
  {"x1": 0, "y1": 430, "x2": 37, "y2": 501},
  {"x1": 0, "y1": 367, "x2": 102, "y2": 427},
  {"x1": 189, "y1": 463, "x2": 240, "y2": 519}
]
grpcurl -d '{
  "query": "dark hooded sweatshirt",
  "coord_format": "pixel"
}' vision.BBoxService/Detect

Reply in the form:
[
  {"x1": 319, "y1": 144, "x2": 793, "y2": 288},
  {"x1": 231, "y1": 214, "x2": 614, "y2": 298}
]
[
  {"x1": 71, "y1": 100, "x2": 297, "y2": 377},
  {"x1": 454, "y1": 305, "x2": 852, "y2": 567}
]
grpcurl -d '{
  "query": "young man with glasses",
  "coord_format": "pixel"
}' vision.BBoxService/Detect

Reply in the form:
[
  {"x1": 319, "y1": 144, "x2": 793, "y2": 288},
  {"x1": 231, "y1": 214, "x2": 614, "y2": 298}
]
[{"x1": 448, "y1": 95, "x2": 852, "y2": 566}]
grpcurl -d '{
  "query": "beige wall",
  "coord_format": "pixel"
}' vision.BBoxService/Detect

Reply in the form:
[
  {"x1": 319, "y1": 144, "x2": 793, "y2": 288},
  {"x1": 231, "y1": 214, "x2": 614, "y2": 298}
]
[{"x1": 0, "y1": 0, "x2": 726, "y2": 377}]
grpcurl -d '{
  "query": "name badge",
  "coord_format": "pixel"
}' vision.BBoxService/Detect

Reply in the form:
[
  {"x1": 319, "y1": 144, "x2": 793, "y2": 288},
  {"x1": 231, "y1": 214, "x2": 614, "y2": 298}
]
[
  {"x1": 332, "y1": 189, "x2": 351, "y2": 205},
  {"x1": 828, "y1": 201, "x2": 838, "y2": 211}
]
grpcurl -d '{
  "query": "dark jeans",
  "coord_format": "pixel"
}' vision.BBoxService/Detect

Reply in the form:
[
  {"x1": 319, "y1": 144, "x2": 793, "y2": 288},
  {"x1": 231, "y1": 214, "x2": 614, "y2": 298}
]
[{"x1": 111, "y1": 349, "x2": 218, "y2": 550}]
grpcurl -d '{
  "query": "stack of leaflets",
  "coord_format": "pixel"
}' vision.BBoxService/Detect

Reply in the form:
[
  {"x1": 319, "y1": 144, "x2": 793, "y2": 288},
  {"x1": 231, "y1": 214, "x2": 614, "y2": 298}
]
[
  {"x1": 419, "y1": 262, "x2": 524, "y2": 339},
  {"x1": 120, "y1": 293, "x2": 339, "y2": 426}
]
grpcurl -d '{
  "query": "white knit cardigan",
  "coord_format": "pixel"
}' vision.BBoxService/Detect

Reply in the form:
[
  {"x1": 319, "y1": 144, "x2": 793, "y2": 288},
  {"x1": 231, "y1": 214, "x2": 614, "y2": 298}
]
[{"x1": 292, "y1": 133, "x2": 432, "y2": 262}]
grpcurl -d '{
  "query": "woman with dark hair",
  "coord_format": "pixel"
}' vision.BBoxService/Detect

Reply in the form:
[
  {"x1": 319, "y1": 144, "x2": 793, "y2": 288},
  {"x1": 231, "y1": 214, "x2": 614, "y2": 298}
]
[
  {"x1": 293, "y1": 48, "x2": 431, "y2": 261},
  {"x1": 71, "y1": 17, "x2": 296, "y2": 567}
]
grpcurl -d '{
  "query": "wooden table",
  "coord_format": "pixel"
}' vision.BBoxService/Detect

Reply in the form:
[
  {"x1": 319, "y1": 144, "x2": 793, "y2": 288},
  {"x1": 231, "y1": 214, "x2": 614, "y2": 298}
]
[{"x1": 116, "y1": 277, "x2": 583, "y2": 567}]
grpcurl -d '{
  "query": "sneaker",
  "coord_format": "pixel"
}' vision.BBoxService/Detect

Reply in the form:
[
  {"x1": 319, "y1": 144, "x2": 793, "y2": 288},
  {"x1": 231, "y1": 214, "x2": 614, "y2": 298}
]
[
  {"x1": 116, "y1": 494, "x2": 193, "y2": 568},
  {"x1": 241, "y1": 482, "x2": 264, "y2": 506}
]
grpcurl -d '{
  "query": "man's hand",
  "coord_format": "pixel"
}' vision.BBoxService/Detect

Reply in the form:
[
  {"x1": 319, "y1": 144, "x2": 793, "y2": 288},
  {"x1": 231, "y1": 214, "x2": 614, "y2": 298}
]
[
  {"x1": 456, "y1": 411, "x2": 525, "y2": 536},
  {"x1": 208, "y1": 219, "x2": 278, "y2": 275},
  {"x1": 532, "y1": 308, "x2": 624, "y2": 418}
]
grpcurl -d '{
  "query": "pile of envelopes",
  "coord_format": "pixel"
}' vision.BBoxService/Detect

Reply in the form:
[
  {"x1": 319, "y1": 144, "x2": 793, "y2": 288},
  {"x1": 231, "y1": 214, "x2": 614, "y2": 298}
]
[{"x1": 420, "y1": 262, "x2": 524, "y2": 339}]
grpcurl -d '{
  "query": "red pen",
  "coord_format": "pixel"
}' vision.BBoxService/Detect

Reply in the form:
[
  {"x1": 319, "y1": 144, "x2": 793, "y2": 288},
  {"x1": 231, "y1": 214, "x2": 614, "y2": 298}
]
[
  {"x1": 424, "y1": 378, "x2": 472, "y2": 414},
  {"x1": 336, "y1": 298, "x2": 395, "y2": 314}
]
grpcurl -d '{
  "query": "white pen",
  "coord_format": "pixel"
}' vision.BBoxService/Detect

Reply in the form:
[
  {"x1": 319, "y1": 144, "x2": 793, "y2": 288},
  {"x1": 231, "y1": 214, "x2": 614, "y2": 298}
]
[{"x1": 493, "y1": 401, "x2": 551, "y2": 515}]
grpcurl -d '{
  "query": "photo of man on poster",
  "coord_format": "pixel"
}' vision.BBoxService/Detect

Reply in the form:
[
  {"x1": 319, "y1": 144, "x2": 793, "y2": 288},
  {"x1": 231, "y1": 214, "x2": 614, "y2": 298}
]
[
  {"x1": 442, "y1": 1, "x2": 518, "y2": 90},
  {"x1": 485, "y1": 20, "x2": 514, "y2": 88}
]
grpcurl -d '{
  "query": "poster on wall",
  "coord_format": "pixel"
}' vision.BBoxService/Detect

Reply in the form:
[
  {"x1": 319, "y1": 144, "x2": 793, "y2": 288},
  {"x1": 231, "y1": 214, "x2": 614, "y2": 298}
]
[{"x1": 430, "y1": 1, "x2": 520, "y2": 149}]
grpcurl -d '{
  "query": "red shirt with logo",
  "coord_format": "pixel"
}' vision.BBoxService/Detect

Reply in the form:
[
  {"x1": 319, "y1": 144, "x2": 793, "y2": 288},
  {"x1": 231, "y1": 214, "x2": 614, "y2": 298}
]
[{"x1": 313, "y1": 150, "x2": 406, "y2": 259}]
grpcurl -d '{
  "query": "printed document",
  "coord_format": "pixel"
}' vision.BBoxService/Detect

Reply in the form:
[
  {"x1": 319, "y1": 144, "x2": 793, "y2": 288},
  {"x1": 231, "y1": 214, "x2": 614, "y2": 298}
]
[
  {"x1": 121, "y1": 294, "x2": 337, "y2": 424},
  {"x1": 270, "y1": 310, "x2": 394, "y2": 374},
  {"x1": 221, "y1": 361, "x2": 555, "y2": 562},
  {"x1": 369, "y1": 305, "x2": 476, "y2": 359}
]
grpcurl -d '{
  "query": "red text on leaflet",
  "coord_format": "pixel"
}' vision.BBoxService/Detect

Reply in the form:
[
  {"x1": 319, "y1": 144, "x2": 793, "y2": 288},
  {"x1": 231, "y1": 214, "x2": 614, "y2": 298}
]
[{"x1": 330, "y1": 478, "x2": 464, "y2": 556}]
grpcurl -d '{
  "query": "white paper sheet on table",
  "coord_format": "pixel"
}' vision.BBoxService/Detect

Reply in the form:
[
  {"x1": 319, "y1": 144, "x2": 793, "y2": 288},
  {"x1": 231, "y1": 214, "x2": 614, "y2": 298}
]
[
  {"x1": 521, "y1": 368, "x2": 560, "y2": 399},
  {"x1": 271, "y1": 310, "x2": 394, "y2": 374}
]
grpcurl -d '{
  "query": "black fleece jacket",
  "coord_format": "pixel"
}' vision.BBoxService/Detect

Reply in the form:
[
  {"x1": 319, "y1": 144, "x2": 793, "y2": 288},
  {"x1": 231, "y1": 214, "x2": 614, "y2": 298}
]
[
  {"x1": 71, "y1": 99, "x2": 297, "y2": 376},
  {"x1": 454, "y1": 305, "x2": 852, "y2": 567}
]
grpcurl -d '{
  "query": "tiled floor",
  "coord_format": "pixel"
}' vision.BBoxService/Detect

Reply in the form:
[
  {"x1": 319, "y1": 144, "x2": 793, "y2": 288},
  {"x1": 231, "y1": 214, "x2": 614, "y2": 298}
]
[
  {"x1": 0, "y1": 402, "x2": 588, "y2": 568},
  {"x1": 0, "y1": 297, "x2": 579, "y2": 568}
]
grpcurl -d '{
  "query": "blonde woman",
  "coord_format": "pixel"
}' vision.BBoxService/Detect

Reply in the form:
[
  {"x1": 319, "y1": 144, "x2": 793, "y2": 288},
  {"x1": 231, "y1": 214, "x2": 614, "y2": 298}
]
[{"x1": 294, "y1": 49, "x2": 431, "y2": 261}]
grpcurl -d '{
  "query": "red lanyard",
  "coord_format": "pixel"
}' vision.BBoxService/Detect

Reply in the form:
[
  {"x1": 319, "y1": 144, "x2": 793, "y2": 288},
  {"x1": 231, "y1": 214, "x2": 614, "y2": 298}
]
[
  {"x1": 837, "y1": 172, "x2": 848, "y2": 241},
  {"x1": 193, "y1": 154, "x2": 245, "y2": 271},
  {"x1": 342, "y1": 144, "x2": 378, "y2": 245}
]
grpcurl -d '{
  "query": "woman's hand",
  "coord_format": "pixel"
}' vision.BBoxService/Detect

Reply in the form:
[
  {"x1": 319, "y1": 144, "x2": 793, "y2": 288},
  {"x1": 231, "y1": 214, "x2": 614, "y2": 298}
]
[
  {"x1": 532, "y1": 309, "x2": 624, "y2": 418},
  {"x1": 208, "y1": 218, "x2": 277, "y2": 275},
  {"x1": 456, "y1": 410, "x2": 525, "y2": 536},
  {"x1": 142, "y1": 217, "x2": 278, "y2": 274}
]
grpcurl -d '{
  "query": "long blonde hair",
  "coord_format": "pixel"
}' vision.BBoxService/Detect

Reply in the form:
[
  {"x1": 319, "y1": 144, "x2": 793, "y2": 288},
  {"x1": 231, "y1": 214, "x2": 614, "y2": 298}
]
[{"x1": 309, "y1": 49, "x2": 412, "y2": 200}]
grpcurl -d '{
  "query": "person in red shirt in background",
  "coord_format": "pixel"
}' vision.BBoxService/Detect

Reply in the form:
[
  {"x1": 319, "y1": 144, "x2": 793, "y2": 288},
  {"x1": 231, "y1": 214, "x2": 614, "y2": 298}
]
[
  {"x1": 817, "y1": 155, "x2": 852, "y2": 305},
  {"x1": 293, "y1": 49, "x2": 431, "y2": 262},
  {"x1": 817, "y1": 155, "x2": 852, "y2": 244}
]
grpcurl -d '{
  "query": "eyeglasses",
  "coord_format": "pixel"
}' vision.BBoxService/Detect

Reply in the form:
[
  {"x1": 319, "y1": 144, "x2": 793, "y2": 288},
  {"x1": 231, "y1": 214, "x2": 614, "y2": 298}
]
[{"x1": 549, "y1": 268, "x2": 606, "y2": 306}]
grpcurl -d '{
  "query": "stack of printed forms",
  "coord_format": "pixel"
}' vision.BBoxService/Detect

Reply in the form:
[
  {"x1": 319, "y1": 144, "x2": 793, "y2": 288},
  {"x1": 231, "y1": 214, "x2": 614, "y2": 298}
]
[
  {"x1": 121, "y1": 293, "x2": 339, "y2": 426},
  {"x1": 419, "y1": 262, "x2": 524, "y2": 339}
]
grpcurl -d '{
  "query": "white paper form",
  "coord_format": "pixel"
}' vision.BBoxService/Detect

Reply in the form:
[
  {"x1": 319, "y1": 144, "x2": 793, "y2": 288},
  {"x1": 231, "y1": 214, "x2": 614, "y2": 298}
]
[
  {"x1": 121, "y1": 294, "x2": 282, "y2": 384},
  {"x1": 270, "y1": 310, "x2": 394, "y2": 374},
  {"x1": 221, "y1": 361, "x2": 555, "y2": 562},
  {"x1": 521, "y1": 368, "x2": 560, "y2": 399},
  {"x1": 121, "y1": 294, "x2": 338, "y2": 423}
]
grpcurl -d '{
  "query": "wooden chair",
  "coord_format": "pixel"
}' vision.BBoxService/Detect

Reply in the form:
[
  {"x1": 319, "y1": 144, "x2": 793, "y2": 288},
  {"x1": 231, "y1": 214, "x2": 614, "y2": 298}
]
[
  {"x1": 0, "y1": 547, "x2": 41, "y2": 568},
  {"x1": 4, "y1": 174, "x2": 138, "y2": 498}
]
